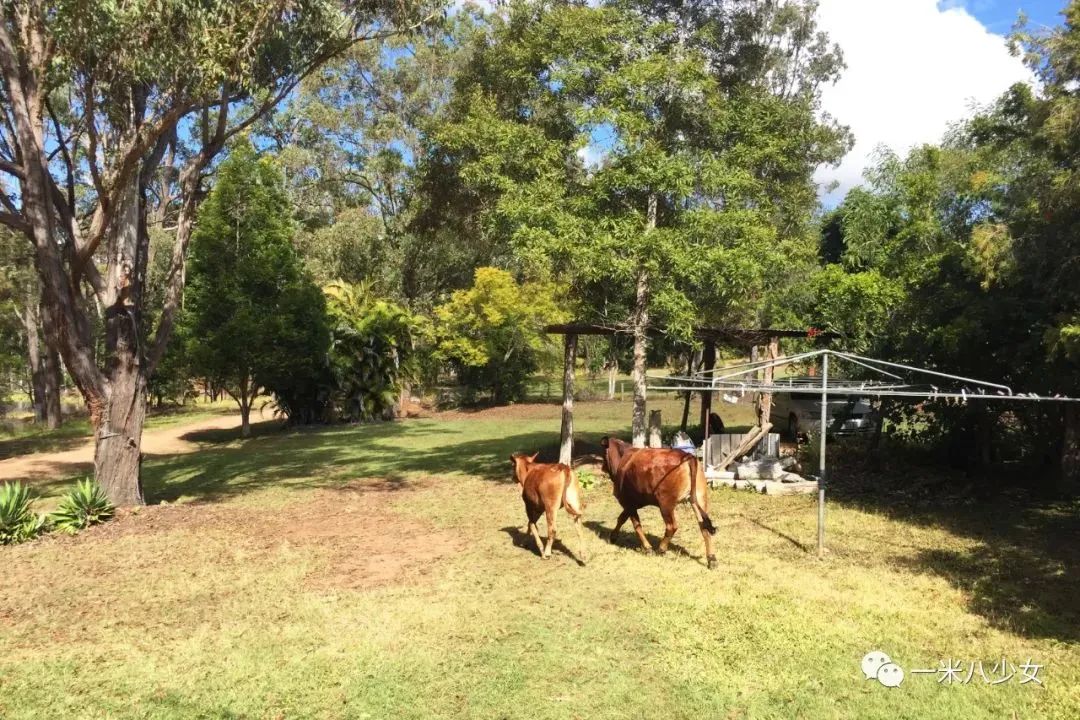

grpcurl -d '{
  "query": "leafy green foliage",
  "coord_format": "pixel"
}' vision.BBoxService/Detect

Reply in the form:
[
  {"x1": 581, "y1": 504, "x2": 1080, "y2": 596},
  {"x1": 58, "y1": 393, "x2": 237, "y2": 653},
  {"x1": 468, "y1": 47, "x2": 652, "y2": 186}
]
[
  {"x1": 49, "y1": 480, "x2": 115, "y2": 535},
  {"x1": 795, "y1": 265, "x2": 902, "y2": 352},
  {"x1": 324, "y1": 282, "x2": 420, "y2": 422},
  {"x1": 434, "y1": 268, "x2": 568, "y2": 404},
  {"x1": 0, "y1": 481, "x2": 46, "y2": 545}
]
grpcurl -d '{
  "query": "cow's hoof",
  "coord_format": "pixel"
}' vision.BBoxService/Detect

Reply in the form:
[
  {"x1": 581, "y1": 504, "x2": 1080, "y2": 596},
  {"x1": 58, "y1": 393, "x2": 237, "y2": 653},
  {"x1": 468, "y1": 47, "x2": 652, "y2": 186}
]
[
  {"x1": 707, "y1": 555, "x2": 718, "y2": 570},
  {"x1": 609, "y1": 533, "x2": 619, "y2": 545}
]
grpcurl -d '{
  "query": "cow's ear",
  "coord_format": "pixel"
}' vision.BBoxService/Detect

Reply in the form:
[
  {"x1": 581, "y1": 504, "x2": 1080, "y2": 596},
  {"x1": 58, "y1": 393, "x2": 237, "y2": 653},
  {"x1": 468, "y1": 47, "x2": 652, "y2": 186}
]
[{"x1": 601, "y1": 436, "x2": 609, "y2": 448}]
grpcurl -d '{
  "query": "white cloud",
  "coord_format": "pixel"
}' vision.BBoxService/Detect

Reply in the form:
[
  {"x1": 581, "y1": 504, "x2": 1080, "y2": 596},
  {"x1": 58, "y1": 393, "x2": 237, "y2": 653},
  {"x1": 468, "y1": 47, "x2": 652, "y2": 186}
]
[{"x1": 814, "y1": 0, "x2": 1034, "y2": 203}]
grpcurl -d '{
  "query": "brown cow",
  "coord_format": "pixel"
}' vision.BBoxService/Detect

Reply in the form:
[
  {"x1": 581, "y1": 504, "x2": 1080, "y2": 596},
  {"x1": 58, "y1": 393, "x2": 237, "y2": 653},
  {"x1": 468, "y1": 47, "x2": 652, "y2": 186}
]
[
  {"x1": 510, "y1": 453, "x2": 588, "y2": 562},
  {"x1": 600, "y1": 437, "x2": 717, "y2": 569}
]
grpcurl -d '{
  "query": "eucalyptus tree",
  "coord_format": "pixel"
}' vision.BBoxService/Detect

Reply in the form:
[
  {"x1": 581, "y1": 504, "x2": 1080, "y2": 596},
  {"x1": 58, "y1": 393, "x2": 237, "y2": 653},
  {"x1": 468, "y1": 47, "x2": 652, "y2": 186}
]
[
  {"x1": 0, "y1": 1, "x2": 439, "y2": 504},
  {"x1": 263, "y1": 10, "x2": 476, "y2": 304},
  {"x1": 415, "y1": 0, "x2": 849, "y2": 444}
]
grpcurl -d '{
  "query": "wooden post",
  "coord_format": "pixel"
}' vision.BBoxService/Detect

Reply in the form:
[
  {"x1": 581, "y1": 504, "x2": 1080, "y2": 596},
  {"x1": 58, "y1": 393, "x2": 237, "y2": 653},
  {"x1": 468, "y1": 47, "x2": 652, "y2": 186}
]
[
  {"x1": 559, "y1": 333, "x2": 578, "y2": 465},
  {"x1": 698, "y1": 340, "x2": 716, "y2": 433},
  {"x1": 1060, "y1": 404, "x2": 1080, "y2": 495},
  {"x1": 648, "y1": 409, "x2": 663, "y2": 448},
  {"x1": 756, "y1": 336, "x2": 778, "y2": 427}
]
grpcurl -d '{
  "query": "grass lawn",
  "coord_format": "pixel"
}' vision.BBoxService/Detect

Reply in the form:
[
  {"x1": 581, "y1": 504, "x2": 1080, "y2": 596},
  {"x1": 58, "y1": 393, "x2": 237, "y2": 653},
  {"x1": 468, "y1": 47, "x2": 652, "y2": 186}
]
[{"x1": 1, "y1": 396, "x2": 1078, "y2": 719}]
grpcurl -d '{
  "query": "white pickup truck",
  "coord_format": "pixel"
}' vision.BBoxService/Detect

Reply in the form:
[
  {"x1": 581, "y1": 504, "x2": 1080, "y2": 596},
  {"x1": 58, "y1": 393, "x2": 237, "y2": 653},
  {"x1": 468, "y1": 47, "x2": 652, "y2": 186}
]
[{"x1": 770, "y1": 385, "x2": 876, "y2": 440}]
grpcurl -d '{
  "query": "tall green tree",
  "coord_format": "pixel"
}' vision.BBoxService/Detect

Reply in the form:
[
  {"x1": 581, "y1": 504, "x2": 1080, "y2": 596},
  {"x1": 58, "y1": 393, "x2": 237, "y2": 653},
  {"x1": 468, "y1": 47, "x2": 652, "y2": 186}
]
[
  {"x1": 414, "y1": 0, "x2": 850, "y2": 443},
  {"x1": 264, "y1": 10, "x2": 475, "y2": 305},
  {"x1": 186, "y1": 143, "x2": 329, "y2": 438}
]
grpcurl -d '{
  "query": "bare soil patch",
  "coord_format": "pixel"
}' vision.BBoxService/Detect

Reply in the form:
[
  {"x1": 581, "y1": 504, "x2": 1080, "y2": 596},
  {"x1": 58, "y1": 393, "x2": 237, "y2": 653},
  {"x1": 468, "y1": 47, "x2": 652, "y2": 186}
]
[
  {"x1": 0, "y1": 412, "x2": 252, "y2": 485},
  {"x1": 16, "y1": 478, "x2": 461, "y2": 592}
]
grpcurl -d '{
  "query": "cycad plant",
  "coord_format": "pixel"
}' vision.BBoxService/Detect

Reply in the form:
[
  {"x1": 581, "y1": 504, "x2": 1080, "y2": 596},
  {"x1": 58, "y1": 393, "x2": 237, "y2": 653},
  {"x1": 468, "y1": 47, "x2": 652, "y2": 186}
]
[
  {"x1": 50, "y1": 479, "x2": 115, "y2": 534},
  {"x1": 0, "y1": 481, "x2": 46, "y2": 545}
]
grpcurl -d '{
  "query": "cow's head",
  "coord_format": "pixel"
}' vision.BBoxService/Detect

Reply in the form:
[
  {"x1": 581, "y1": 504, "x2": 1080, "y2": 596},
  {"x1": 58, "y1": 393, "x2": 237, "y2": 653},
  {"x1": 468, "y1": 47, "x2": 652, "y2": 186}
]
[
  {"x1": 600, "y1": 436, "x2": 629, "y2": 480},
  {"x1": 509, "y1": 452, "x2": 538, "y2": 486}
]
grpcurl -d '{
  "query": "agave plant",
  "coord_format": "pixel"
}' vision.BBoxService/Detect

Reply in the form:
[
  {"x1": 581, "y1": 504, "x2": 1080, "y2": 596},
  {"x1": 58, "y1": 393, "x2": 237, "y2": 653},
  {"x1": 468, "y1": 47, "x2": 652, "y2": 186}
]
[
  {"x1": 50, "y1": 479, "x2": 115, "y2": 535},
  {"x1": 0, "y1": 481, "x2": 47, "y2": 545}
]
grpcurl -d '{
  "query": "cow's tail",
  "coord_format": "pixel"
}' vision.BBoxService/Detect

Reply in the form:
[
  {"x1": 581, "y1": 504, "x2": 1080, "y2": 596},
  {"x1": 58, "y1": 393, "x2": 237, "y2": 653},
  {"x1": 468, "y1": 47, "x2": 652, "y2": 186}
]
[
  {"x1": 561, "y1": 464, "x2": 584, "y2": 516},
  {"x1": 685, "y1": 453, "x2": 716, "y2": 535}
]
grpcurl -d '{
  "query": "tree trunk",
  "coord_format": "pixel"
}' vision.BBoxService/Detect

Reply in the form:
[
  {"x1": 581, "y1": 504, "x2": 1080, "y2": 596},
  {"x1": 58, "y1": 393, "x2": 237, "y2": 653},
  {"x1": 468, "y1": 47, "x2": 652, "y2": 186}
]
[
  {"x1": 680, "y1": 350, "x2": 695, "y2": 431},
  {"x1": 95, "y1": 180, "x2": 147, "y2": 507},
  {"x1": 631, "y1": 194, "x2": 656, "y2": 448},
  {"x1": 94, "y1": 362, "x2": 147, "y2": 506},
  {"x1": 21, "y1": 298, "x2": 45, "y2": 423},
  {"x1": 559, "y1": 334, "x2": 577, "y2": 465},
  {"x1": 607, "y1": 362, "x2": 617, "y2": 401},
  {"x1": 238, "y1": 376, "x2": 252, "y2": 438},
  {"x1": 40, "y1": 299, "x2": 63, "y2": 429},
  {"x1": 698, "y1": 341, "x2": 716, "y2": 433},
  {"x1": 42, "y1": 344, "x2": 62, "y2": 429},
  {"x1": 631, "y1": 266, "x2": 650, "y2": 447}
]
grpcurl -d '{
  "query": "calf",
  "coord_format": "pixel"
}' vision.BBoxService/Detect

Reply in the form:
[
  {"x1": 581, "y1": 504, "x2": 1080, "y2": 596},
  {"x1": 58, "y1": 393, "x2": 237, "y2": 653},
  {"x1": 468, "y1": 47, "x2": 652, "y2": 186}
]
[{"x1": 510, "y1": 453, "x2": 588, "y2": 563}]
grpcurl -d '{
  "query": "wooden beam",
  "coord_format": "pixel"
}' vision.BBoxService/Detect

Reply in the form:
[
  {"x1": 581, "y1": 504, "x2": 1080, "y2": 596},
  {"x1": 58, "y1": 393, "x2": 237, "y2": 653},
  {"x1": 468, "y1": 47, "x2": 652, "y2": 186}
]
[{"x1": 544, "y1": 323, "x2": 839, "y2": 344}]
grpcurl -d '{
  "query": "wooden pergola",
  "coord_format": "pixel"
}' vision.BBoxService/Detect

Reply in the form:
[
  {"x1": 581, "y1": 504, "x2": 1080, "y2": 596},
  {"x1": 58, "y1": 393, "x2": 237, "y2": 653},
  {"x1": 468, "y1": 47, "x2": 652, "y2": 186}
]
[{"x1": 544, "y1": 323, "x2": 839, "y2": 464}]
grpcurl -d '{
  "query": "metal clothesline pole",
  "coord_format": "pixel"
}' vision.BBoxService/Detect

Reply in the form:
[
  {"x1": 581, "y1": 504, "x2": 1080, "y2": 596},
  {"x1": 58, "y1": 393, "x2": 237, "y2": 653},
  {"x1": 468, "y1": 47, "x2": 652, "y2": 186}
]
[{"x1": 818, "y1": 352, "x2": 828, "y2": 559}]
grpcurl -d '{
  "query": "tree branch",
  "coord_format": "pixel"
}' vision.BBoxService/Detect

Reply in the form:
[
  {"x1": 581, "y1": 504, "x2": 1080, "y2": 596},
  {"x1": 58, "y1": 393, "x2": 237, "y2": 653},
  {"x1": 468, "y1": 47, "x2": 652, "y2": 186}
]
[{"x1": 0, "y1": 157, "x2": 24, "y2": 178}]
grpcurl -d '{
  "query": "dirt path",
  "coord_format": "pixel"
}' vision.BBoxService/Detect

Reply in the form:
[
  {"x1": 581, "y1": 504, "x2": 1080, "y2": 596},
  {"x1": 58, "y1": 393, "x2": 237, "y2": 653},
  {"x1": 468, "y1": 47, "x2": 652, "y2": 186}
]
[{"x1": 0, "y1": 411, "x2": 251, "y2": 485}]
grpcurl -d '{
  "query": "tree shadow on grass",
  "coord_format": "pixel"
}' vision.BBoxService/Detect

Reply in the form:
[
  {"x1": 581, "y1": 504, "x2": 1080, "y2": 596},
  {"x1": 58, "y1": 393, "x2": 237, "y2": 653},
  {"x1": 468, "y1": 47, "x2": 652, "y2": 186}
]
[
  {"x1": 582, "y1": 518, "x2": 696, "y2": 561},
  {"x1": 143, "y1": 419, "x2": 601, "y2": 505},
  {"x1": 825, "y1": 446, "x2": 1080, "y2": 642}
]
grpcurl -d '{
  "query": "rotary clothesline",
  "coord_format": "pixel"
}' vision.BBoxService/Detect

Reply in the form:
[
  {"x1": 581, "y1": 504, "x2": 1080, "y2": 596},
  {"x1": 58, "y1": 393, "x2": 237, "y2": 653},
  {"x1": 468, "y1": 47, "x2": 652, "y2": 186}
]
[
  {"x1": 647, "y1": 349, "x2": 1080, "y2": 403},
  {"x1": 644, "y1": 349, "x2": 1080, "y2": 559}
]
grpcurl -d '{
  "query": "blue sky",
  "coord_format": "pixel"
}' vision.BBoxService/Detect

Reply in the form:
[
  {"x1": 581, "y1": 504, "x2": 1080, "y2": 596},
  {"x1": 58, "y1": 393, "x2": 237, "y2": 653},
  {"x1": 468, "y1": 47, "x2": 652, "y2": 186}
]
[
  {"x1": 812, "y1": 0, "x2": 1066, "y2": 204},
  {"x1": 573, "y1": 1, "x2": 1071, "y2": 202},
  {"x1": 950, "y1": 0, "x2": 1064, "y2": 33}
]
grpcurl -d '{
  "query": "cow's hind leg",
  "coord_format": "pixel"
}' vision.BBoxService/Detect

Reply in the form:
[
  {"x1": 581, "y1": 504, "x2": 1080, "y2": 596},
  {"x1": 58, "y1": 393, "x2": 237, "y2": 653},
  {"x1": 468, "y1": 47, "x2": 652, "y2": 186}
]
[
  {"x1": 527, "y1": 509, "x2": 545, "y2": 558},
  {"x1": 692, "y1": 503, "x2": 718, "y2": 570},
  {"x1": 657, "y1": 504, "x2": 678, "y2": 554},
  {"x1": 572, "y1": 514, "x2": 588, "y2": 563},
  {"x1": 611, "y1": 509, "x2": 631, "y2": 544},
  {"x1": 629, "y1": 510, "x2": 653, "y2": 553},
  {"x1": 543, "y1": 507, "x2": 557, "y2": 559},
  {"x1": 562, "y1": 474, "x2": 588, "y2": 564}
]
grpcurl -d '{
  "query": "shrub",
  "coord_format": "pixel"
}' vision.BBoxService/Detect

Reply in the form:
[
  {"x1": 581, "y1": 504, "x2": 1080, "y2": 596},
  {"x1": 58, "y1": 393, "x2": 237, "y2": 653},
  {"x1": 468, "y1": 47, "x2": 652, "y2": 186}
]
[
  {"x1": 50, "y1": 479, "x2": 115, "y2": 534},
  {"x1": 433, "y1": 268, "x2": 568, "y2": 404},
  {"x1": 576, "y1": 467, "x2": 599, "y2": 490},
  {"x1": 324, "y1": 282, "x2": 420, "y2": 422},
  {"x1": 0, "y1": 481, "x2": 46, "y2": 545}
]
